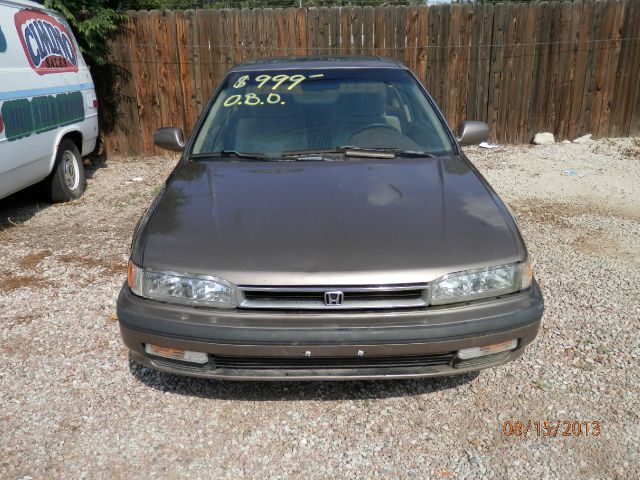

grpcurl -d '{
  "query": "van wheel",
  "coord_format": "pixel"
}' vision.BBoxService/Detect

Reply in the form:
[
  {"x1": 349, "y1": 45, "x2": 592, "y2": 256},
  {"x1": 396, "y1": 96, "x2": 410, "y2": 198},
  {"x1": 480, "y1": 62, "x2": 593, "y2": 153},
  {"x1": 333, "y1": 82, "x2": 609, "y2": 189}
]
[{"x1": 46, "y1": 139, "x2": 85, "y2": 202}]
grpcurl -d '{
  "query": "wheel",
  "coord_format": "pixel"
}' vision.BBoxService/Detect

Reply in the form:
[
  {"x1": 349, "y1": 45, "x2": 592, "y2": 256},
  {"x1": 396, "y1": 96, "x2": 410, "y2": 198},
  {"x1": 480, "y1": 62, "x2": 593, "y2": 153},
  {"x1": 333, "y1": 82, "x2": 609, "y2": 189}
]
[{"x1": 45, "y1": 138, "x2": 85, "y2": 202}]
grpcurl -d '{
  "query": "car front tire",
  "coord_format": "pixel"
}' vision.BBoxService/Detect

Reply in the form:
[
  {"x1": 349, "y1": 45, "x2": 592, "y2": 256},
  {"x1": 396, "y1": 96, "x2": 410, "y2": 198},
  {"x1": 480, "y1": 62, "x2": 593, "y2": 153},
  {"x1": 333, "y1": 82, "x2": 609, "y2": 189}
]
[{"x1": 46, "y1": 138, "x2": 85, "y2": 202}]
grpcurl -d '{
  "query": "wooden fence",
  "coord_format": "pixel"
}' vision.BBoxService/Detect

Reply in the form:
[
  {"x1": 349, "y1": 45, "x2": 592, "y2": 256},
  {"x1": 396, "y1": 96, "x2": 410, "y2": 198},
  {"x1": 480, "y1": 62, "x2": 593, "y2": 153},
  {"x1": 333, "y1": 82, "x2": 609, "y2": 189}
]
[{"x1": 103, "y1": 1, "x2": 640, "y2": 155}]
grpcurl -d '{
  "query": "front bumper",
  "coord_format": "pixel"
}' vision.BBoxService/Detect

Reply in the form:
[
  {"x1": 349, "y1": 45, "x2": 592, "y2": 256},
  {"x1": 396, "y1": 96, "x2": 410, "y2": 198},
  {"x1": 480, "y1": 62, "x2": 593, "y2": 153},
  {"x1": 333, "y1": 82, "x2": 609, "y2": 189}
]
[{"x1": 117, "y1": 281, "x2": 544, "y2": 380}]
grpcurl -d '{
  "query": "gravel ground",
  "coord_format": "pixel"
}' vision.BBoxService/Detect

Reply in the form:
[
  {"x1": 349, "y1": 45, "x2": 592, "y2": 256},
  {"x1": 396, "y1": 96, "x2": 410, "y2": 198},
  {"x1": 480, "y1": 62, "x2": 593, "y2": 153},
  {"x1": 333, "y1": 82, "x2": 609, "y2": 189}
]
[{"x1": 1, "y1": 137, "x2": 639, "y2": 479}]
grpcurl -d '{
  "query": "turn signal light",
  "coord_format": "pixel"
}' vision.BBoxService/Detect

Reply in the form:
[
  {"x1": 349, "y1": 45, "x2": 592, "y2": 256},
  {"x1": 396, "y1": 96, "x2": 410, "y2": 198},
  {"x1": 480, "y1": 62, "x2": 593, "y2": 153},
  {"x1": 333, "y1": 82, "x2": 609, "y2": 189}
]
[
  {"x1": 145, "y1": 344, "x2": 208, "y2": 364},
  {"x1": 457, "y1": 339, "x2": 518, "y2": 360}
]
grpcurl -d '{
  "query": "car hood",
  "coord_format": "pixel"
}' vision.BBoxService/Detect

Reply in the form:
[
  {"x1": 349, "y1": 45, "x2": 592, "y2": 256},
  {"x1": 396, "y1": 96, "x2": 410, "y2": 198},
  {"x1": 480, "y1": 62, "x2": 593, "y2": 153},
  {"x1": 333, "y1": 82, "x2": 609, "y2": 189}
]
[{"x1": 140, "y1": 156, "x2": 525, "y2": 286}]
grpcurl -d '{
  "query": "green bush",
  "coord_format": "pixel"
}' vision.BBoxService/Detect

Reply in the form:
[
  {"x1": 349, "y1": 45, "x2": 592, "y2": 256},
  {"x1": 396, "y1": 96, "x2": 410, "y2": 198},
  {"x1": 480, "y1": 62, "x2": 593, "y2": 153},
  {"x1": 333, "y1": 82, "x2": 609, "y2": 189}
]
[{"x1": 43, "y1": 0, "x2": 123, "y2": 68}]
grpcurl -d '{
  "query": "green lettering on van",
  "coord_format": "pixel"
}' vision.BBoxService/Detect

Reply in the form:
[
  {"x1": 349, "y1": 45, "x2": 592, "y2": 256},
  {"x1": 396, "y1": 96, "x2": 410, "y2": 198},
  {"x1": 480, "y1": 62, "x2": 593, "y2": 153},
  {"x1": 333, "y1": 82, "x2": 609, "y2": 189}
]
[
  {"x1": 1, "y1": 91, "x2": 85, "y2": 141},
  {"x1": 1, "y1": 98, "x2": 33, "y2": 141}
]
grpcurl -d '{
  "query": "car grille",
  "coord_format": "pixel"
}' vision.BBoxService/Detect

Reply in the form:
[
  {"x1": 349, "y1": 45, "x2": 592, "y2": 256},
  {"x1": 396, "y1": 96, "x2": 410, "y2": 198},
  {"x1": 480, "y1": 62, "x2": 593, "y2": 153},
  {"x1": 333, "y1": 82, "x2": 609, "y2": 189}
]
[
  {"x1": 211, "y1": 353, "x2": 455, "y2": 370},
  {"x1": 238, "y1": 285, "x2": 429, "y2": 310}
]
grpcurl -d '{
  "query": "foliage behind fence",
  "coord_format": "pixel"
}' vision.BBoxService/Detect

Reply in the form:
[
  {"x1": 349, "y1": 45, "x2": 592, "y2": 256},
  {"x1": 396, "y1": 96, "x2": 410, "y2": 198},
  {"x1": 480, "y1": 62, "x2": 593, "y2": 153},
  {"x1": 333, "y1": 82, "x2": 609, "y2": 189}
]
[{"x1": 103, "y1": 1, "x2": 640, "y2": 155}]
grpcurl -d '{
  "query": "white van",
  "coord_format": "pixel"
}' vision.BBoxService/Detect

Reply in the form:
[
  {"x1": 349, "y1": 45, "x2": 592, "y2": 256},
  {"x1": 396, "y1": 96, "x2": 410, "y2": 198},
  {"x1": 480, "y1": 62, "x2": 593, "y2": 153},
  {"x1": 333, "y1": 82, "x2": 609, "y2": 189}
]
[{"x1": 0, "y1": 0, "x2": 98, "y2": 202}]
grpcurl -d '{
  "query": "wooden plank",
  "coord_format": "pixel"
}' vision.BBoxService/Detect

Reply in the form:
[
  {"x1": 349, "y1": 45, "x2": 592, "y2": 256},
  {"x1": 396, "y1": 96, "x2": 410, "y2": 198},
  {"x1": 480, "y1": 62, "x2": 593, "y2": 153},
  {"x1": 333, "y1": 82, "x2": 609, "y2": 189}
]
[
  {"x1": 446, "y1": 4, "x2": 461, "y2": 128},
  {"x1": 425, "y1": 5, "x2": 440, "y2": 96},
  {"x1": 612, "y1": 0, "x2": 640, "y2": 136},
  {"x1": 487, "y1": 3, "x2": 506, "y2": 142},
  {"x1": 384, "y1": 6, "x2": 395, "y2": 60},
  {"x1": 220, "y1": 10, "x2": 233, "y2": 71},
  {"x1": 285, "y1": 8, "x2": 296, "y2": 57},
  {"x1": 537, "y1": 1, "x2": 557, "y2": 136},
  {"x1": 208, "y1": 10, "x2": 224, "y2": 90},
  {"x1": 250, "y1": 9, "x2": 261, "y2": 59},
  {"x1": 536, "y1": 1, "x2": 560, "y2": 136},
  {"x1": 275, "y1": 8, "x2": 286, "y2": 59},
  {"x1": 547, "y1": 2, "x2": 572, "y2": 140},
  {"x1": 456, "y1": 4, "x2": 472, "y2": 128},
  {"x1": 296, "y1": 8, "x2": 307, "y2": 56},
  {"x1": 174, "y1": 11, "x2": 192, "y2": 150},
  {"x1": 598, "y1": 0, "x2": 626, "y2": 137},
  {"x1": 589, "y1": 0, "x2": 618, "y2": 136},
  {"x1": 374, "y1": 6, "x2": 384, "y2": 57},
  {"x1": 318, "y1": 7, "x2": 329, "y2": 55},
  {"x1": 476, "y1": 3, "x2": 493, "y2": 125},
  {"x1": 626, "y1": 1, "x2": 640, "y2": 135},
  {"x1": 362, "y1": 6, "x2": 374, "y2": 56},
  {"x1": 579, "y1": 0, "x2": 605, "y2": 136},
  {"x1": 465, "y1": 3, "x2": 481, "y2": 122},
  {"x1": 185, "y1": 9, "x2": 203, "y2": 128},
  {"x1": 136, "y1": 11, "x2": 162, "y2": 154},
  {"x1": 505, "y1": 3, "x2": 526, "y2": 143},
  {"x1": 265, "y1": 8, "x2": 282, "y2": 57},
  {"x1": 526, "y1": 2, "x2": 550, "y2": 142},
  {"x1": 329, "y1": 7, "x2": 340, "y2": 55},
  {"x1": 415, "y1": 6, "x2": 429, "y2": 86},
  {"x1": 631, "y1": 66, "x2": 640, "y2": 135},
  {"x1": 340, "y1": 7, "x2": 351, "y2": 55},
  {"x1": 556, "y1": 1, "x2": 581, "y2": 140},
  {"x1": 117, "y1": 15, "x2": 143, "y2": 154},
  {"x1": 406, "y1": 6, "x2": 418, "y2": 71},
  {"x1": 498, "y1": 3, "x2": 517, "y2": 144},
  {"x1": 437, "y1": 4, "x2": 450, "y2": 122},
  {"x1": 149, "y1": 11, "x2": 168, "y2": 130},
  {"x1": 158, "y1": 11, "x2": 184, "y2": 132},
  {"x1": 516, "y1": 2, "x2": 539, "y2": 143},
  {"x1": 307, "y1": 8, "x2": 318, "y2": 56},
  {"x1": 351, "y1": 7, "x2": 363, "y2": 56},
  {"x1": 196, "y1": 10, "x2": 212, "y2": 102},
  {"x1": 232, "y1": 8, "x2": 241, "y2": 65},
  {"x1": 239, "y1": 8, "x2": 253, "y2": 63},
  {"x1": 395, "y1": 6, "x2": 407, "y2": 63},
  {"x1": 568, "y1": 0, "x2": 592, "y2": 140},
  {"x1": 256, "y1": 8, "x2": 266, "y2": 58}
]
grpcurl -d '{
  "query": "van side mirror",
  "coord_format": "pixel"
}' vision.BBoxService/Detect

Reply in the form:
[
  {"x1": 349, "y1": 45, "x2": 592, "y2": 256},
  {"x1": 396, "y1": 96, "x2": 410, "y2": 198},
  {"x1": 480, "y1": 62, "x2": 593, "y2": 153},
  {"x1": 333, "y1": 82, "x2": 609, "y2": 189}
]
[
  {"x1": 153, "y1": 127, "x2": 185, "y2": 152},
  {"x1": 457, "y1": 121, "x2": 489, "y2": 146}
]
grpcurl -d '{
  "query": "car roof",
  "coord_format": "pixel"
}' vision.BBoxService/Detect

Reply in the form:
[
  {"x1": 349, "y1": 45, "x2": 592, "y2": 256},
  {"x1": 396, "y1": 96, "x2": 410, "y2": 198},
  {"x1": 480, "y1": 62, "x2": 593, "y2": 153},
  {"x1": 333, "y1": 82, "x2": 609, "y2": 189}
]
[{"x1": 230, "y1": 56, "x2": 406, "y2": 73}]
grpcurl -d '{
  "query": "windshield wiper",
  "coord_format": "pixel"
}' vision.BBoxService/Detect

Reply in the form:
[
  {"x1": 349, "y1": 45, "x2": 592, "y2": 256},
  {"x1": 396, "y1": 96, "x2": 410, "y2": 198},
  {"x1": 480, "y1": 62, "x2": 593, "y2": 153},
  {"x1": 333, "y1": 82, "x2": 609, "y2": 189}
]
[
  {"x1": 339, "y1": 146, "x2": 437, "y2": 158},
  {"x1": 191, "y1": 150, "x2": 269, "y2": 160},
  {"x1": 282, "y1": 147, "x2": 436, "y2": 159}
]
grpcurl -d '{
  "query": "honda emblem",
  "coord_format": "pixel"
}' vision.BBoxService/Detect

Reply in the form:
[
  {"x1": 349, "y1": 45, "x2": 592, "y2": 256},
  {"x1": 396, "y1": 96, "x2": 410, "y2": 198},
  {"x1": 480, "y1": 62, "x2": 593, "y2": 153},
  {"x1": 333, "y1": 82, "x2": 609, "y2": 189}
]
[{"x1": 324, "y1": 291, "x2": 344, "y2": 306}]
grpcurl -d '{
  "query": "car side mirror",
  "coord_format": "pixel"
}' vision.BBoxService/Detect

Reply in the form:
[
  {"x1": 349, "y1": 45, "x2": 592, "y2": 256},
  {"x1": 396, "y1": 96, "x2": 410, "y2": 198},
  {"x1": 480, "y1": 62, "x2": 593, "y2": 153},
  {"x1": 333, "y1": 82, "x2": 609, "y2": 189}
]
[
  {"x1": 457, "y1": 121, "x2": 489, "y2": 146},
  {"x1": 153, "y1": 127, "x2": 185, "y2": 152}
]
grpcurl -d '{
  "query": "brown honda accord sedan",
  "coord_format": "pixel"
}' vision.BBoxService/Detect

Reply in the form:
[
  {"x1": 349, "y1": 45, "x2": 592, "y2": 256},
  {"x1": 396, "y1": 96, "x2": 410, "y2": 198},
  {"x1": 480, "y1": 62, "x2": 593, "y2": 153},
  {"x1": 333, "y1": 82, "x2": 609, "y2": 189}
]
[{"x1": 117, "y1": 57, "x2": 543, "y2": 380}]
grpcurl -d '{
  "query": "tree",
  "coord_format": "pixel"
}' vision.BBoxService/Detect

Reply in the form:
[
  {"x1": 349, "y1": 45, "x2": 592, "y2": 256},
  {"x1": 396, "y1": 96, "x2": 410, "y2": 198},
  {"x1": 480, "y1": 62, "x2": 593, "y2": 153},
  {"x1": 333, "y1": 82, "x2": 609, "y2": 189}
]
[{"x1": 43, "y1": 1, "x2": 123, "y2": 68}]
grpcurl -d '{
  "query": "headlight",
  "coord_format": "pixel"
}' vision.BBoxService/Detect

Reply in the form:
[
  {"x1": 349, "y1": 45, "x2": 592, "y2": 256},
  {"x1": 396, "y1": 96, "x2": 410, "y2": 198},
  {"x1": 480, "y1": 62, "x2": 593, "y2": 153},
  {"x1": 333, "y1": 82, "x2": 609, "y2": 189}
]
[
  {"x1": 128, "y1": 261, "x2": 236, "y2": 308},
  {"x1": 430, "y1": 260, "x2": 533, "y2": 306}
]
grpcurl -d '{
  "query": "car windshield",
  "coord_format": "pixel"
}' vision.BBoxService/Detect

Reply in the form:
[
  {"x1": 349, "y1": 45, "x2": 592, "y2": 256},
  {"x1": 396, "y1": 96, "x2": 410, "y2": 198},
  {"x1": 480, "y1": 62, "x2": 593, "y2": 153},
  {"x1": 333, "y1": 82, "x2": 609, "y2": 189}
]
[{"x1": 191, "y1": 68, "x2": 455, "y2": 158}]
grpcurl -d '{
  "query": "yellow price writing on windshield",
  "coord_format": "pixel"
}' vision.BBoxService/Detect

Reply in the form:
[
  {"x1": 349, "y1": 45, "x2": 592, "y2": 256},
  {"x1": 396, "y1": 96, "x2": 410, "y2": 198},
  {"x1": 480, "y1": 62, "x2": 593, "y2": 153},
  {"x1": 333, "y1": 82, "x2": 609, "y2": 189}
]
[
  {"x1": 223, "y1": 92, "x2": 285, "y2": 108},
  {"x1": 231, "y1": 73, "x2": 323, "y2": 90}
]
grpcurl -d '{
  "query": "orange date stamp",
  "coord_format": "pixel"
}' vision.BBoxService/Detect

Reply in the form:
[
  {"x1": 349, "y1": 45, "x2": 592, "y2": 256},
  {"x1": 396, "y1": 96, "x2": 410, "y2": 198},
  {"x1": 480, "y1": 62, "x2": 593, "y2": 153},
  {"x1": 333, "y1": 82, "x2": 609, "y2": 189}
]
[{"x1": 501, "y1": 420, "x2": 601, "y2": 437}]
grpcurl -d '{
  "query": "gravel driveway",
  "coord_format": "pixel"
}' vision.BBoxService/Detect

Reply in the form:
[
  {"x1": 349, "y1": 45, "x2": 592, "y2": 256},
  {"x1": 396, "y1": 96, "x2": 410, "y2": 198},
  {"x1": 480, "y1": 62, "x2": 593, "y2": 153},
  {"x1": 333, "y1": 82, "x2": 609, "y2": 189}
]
[{"x1": 1, "y1": 138, "x2": 639, "y2": 479}]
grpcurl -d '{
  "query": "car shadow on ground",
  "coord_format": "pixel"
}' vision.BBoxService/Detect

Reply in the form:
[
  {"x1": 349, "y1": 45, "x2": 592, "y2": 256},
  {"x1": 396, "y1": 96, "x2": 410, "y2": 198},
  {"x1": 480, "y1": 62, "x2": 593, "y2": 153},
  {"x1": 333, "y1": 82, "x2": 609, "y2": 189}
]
[
  {"x1": 0, "y1": 153, "x2": 108, "y2": 232},
  {"x1": 128, "y1": 357, "x2": 479, "y2": 401}
]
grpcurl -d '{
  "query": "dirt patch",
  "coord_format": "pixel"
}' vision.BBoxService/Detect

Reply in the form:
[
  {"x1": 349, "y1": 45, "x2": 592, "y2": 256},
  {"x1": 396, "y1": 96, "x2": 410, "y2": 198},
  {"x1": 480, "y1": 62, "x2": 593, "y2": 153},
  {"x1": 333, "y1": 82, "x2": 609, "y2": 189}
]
[
  {"x1": 57, "y1": 253, "x2": 126, "y2": 277},
  {"x1": 512, "y1": 198, "x2": 640, "y2": 229},
  {"x1": 10, "y1": 315, "x2": 36, "y2": 326},
  {"x1": 511, "y1": 199, "x2": 577, "y2": 229},
  {"x1": 18, "y1": 250, "x2": 52, "y2": 271},
  {"x1": 0, "y1": 273, "x2": 53, "y2": 292}
]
